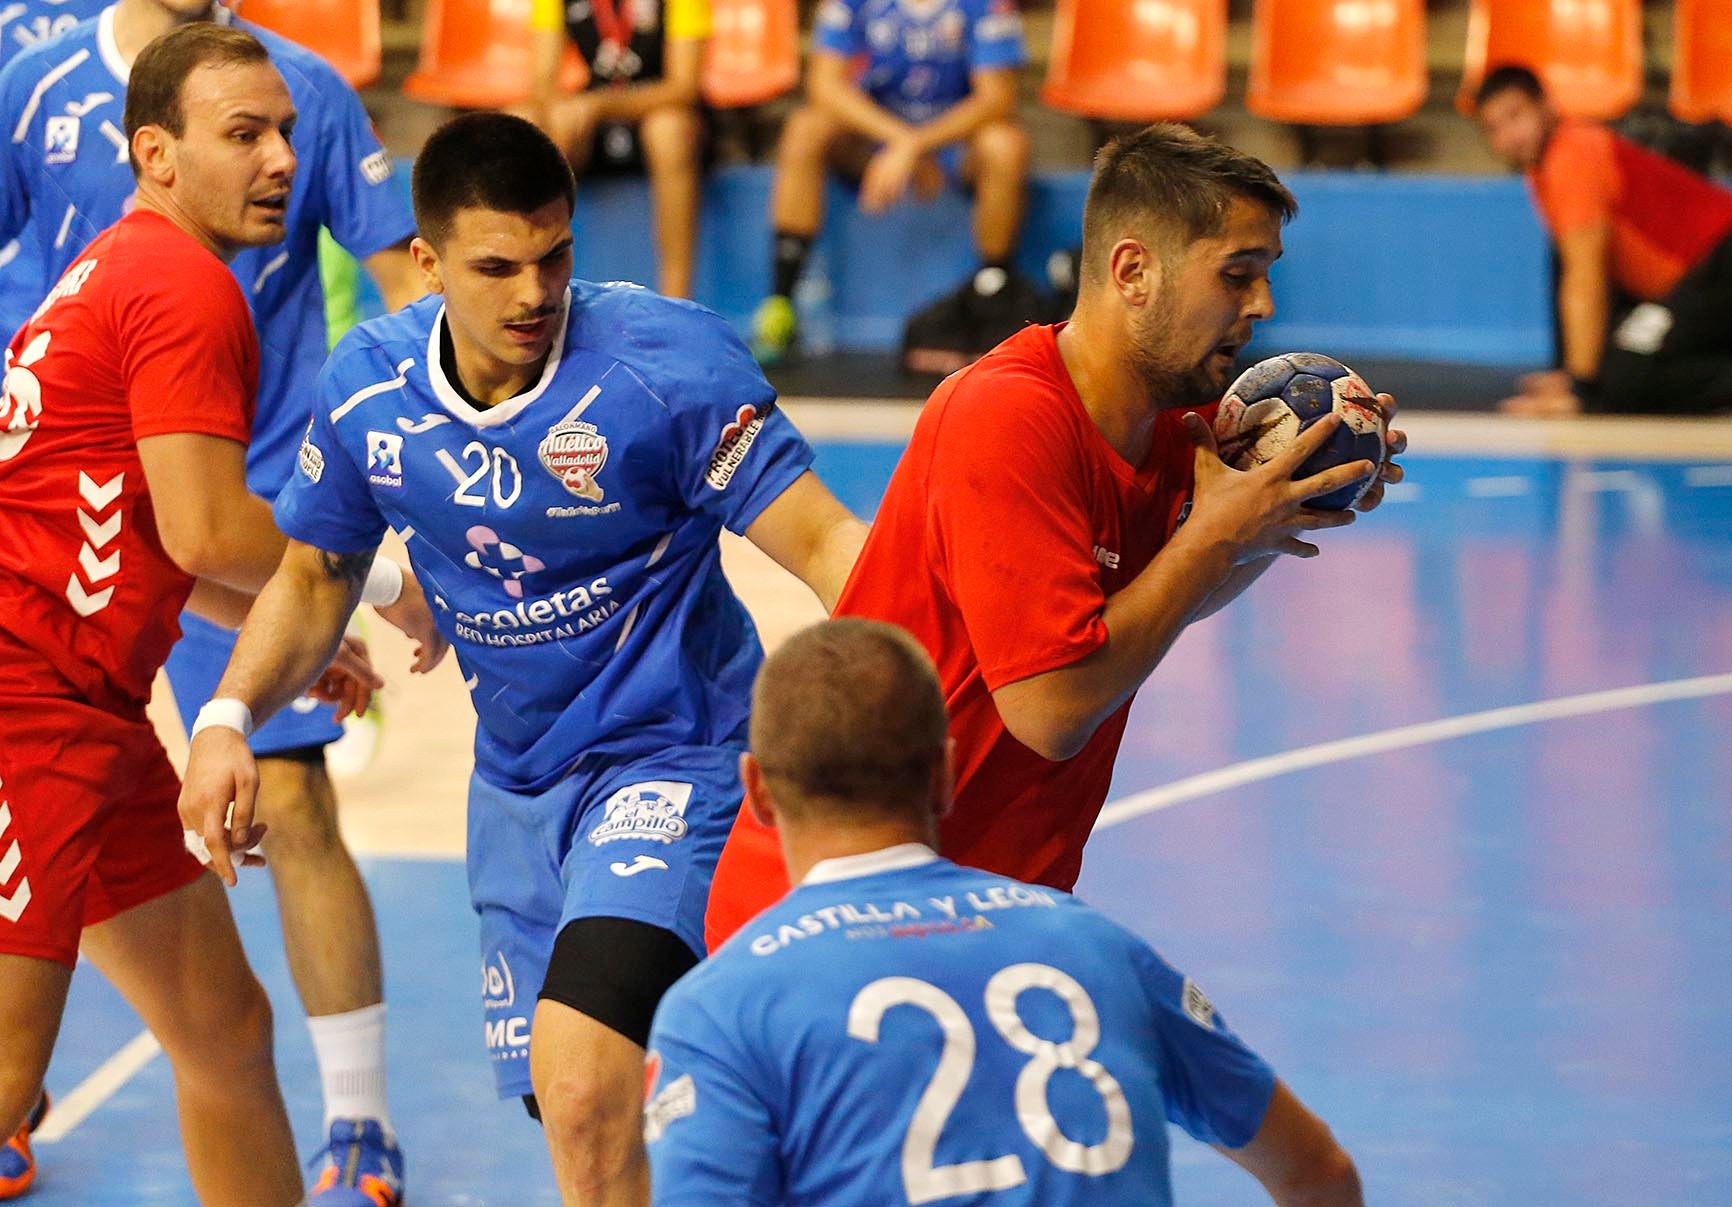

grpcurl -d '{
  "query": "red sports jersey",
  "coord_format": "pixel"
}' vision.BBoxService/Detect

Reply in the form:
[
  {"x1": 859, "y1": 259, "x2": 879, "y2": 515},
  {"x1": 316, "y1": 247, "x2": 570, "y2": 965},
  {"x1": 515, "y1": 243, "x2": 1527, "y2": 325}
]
[
  {"x1": 707, "y1": 324, "x2": 1208, "y2": 947},
  {"x1": 0, "y1": 209, "x2": 257, "y2": 715}
]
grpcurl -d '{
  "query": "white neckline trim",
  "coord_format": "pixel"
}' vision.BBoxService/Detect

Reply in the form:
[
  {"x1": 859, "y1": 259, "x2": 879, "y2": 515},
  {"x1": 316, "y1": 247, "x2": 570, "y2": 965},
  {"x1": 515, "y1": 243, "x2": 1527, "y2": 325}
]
[
  {"x1": 802, "y1": 843, "x2": 939, "y2": 886},
  {"x1": 425, "y1": 289, "x2": 571, "y2": 429},
  {"x1": 98, "y1": 4, "x2": 233, "y2": 84}
]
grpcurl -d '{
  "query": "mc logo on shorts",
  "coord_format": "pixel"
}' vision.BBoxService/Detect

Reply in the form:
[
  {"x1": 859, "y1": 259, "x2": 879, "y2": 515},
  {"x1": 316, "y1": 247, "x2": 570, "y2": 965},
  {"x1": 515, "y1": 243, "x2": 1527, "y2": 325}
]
[{"x1": 588, "y1": 781, "x2": 693, "y2": 847}]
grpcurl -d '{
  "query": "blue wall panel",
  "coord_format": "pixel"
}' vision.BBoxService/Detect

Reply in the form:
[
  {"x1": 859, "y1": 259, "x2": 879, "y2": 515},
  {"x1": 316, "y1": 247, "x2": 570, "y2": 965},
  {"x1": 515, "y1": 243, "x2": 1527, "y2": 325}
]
[{"x1": 531, "y1": 167, "x2": 1552, "y2": 367}]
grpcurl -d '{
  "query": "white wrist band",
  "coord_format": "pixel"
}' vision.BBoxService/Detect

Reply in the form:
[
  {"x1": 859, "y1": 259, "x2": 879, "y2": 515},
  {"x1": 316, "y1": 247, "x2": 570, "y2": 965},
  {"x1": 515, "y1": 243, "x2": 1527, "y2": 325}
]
[
  {"x1": 360, "y1": 557, "x2": 404, "y2": 607},
  {"x1": 190, "y1": 698, "x2": 254, "y2": 740}
]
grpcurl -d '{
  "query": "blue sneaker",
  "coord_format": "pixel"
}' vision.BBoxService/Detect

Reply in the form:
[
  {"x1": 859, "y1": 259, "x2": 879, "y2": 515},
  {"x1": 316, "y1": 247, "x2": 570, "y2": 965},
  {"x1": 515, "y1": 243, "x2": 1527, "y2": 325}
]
[
  {"x1": 0, "y1": 1092, "x2": 48, "y2": 1200},
  {"x1": 309, "y1": 1119, "x2": 403, "y2": 1207}
]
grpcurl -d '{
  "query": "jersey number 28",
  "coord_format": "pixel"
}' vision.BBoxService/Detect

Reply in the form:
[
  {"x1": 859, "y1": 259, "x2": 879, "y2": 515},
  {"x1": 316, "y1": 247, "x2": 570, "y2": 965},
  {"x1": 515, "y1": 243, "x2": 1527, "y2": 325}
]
[{"x1": 847, "y1": 963, "x2": 1134, "y2": 1205}]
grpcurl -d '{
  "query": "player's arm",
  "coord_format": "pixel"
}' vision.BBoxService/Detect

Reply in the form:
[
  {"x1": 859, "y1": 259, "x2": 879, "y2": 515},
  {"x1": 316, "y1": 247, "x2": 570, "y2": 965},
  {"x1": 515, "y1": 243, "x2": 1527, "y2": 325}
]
[
  {"x1": 904, "y1": 66, "x2": 1018, "y2": 155},
  {"x1": 1215, "y1": 1082, "x2": 1363, "y2": 1207},
  {"x1": 363, "y1": 241, "x2": 425, "y2": 313},
  {"x1": 992, "y1": 417, "x2": 1368, "y2": 761},
  {"x1": 808, "y1": 51, "x2": 917, "y2": 146},
  {"x1": 1554, "y1": 220, "x2": 1612, "y2": 384},
  {"x1": 743, "y1": 471, "x2": 868, "y2": 612},
  {"x1": 589, "y1": 35, "x2": 705, "y2": 123},
  {"x1": 529, "y1": 0, "x2": 571, "y2": 126},
  {"x1": 137, "y1": 432, "x2": 287, "y2": 592},
  {"x1": 0, "y1": 59, "x2": 34, "y2": 242}
]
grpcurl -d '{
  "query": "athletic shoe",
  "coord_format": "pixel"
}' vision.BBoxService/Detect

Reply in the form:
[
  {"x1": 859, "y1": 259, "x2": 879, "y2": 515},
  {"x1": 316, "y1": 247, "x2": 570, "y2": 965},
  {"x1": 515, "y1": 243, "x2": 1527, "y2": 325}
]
[
  {"x1": 0, "y1": 1092, "x2": 49, "y2": 1200},
  {"x1": 900, "y1": 281, "x2": 976, "y2": 377},
  {"x1": 751, "y1": 295, "x2": 798, "y2": 366},
  {"x1": 309, "y1": 1119, "x2": 403, "y2": 1207},
  {"x1": 962, "y1": 267, "x2": 1047, "y2": 354}
]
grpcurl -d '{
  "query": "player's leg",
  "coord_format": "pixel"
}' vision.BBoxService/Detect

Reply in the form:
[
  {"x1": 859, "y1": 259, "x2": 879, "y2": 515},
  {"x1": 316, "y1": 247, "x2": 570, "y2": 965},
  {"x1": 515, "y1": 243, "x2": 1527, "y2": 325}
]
[
  {"x1": 512, "y1": 97, "x2": 600, "y2": 174},
  {"x1": 754, "y1": 105, "x2": 849, "y2": 362},
  {"x1": 166, "y1": 618, "x2": 400, "y2": 1203},
  {"x1": 638, "y1": 104, "x2": 703, "y2": 300},
  {"x1": 1596, "y1": 235, "x2": 1732, "y2": 414},
  {"x1": 0, "y1": 957, "x2": 69, "y2": 1200},
  {"x1": 961, "y1": 118, "x2": 1031, "y2": 269},
  {"x1": 81, "y1": 877, "x2": 303, "y2": 1207}
]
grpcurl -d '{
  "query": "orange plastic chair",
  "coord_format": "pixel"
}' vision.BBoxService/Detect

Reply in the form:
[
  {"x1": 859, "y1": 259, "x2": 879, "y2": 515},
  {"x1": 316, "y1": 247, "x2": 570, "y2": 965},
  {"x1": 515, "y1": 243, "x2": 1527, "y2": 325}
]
[
  {"x1": 1247, "y1": 0, "x2": 1426, "y2": 125},
  {"x1": 1457, "y1": 0, "x2": 1642, "y2": 120},
  {"x1": 404, "y1": 0, "x2": 586, "y2": 110},
  {"x1": 1041, "y1": 0, "x2": 1226, "y2": 122},
  {"x1": 703, "y1": 0, "x2": 800, "y2": 109},
  {"x1": 239, "y1": 0, "x2": 382, "y2": 88},
  {"x1": 1670, "y1": 0, "x2": 1732, "y2": 124}
]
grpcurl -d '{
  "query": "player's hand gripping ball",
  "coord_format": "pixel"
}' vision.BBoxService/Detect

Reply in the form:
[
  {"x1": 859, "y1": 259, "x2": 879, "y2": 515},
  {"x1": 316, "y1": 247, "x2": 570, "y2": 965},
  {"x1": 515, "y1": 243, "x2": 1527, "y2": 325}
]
[{"x1": 1213, "y1": 353, "x2": 1387, "y2": 509}]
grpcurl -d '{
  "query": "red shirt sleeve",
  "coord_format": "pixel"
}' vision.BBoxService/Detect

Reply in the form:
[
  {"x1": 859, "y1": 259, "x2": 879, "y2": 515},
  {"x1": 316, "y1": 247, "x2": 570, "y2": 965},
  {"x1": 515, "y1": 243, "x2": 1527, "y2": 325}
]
[
  {"x1": 927, "y1": 368, "x2": 1108, "y2": 691},
  {"x1": 116, "y1": 239, "x2": 257, "y2": 445},
  {"x1": 1531, "y1": 121, "x2": 1619, "y2": 238}
]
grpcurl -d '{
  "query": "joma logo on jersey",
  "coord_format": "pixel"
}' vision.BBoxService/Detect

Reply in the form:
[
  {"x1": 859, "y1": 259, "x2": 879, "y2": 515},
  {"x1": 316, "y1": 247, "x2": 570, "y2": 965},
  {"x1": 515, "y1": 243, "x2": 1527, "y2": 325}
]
[
  {"x1": 588, "y1": 781, "x2": 693, "y2": 847},
  {"x1": 704, "y1": 402, "x2": 771, "y2": 491},
  {"x1": 44, "y1": 116, "x2": 78, "y2": 164}
]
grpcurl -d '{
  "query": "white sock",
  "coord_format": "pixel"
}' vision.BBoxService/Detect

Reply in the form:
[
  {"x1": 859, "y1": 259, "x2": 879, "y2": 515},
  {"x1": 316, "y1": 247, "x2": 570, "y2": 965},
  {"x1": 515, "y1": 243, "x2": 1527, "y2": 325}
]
[{"x1": 306, "y1": 1003, "x2": 393, "y2": 1141}]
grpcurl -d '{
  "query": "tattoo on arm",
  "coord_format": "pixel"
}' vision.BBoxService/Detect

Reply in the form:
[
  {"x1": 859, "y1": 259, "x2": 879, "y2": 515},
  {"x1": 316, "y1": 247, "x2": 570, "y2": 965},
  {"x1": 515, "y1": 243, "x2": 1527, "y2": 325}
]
[{"x1": 318, "y1": 549, "x2": 374, "y2": 592}]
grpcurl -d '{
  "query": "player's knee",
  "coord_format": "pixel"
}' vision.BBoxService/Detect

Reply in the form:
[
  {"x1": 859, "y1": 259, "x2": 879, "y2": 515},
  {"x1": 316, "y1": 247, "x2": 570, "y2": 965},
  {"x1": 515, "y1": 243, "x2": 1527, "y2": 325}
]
[
  {"x1": 253, "y1": 754, "x2": 342, "y2": 858},
  {"x1": 972, "y1": 120, "x2": 1030, "y2": 178},
  {"x1": 778, "y1": 106, "x2": 836, "y2": 165},
  {"x1": 642, "y1": 105, "x2": 700, "y2": 165},
  {"x1": 533, "y1": 1067, "x2": 642, "y2": 1192},
  {"x1": 165, "y1": 972, "x2": 277, "y2": 1086}
]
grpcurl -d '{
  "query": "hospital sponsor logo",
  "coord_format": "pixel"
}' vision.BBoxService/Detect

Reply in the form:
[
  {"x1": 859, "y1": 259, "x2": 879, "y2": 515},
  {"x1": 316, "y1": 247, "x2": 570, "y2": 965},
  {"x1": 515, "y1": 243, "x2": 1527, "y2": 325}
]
[
  {"x1": 538, "y1": 419, "x2": 608, "y2": 502},
  {"x1": 464, "y1": 525, "x2": 545, "y2": 599},
  {"x1": 451, "y1": 577, "x2": 617, "y2": 647},
  {"x1": 588, "y1": 781, "x2": 693, "y2": 847},
  {"x1": 704, "y1": 402, "x2": 772, "y2": 492},
  {"x1": 365, "y1": 430, "x2": 404, "y2": 487}
]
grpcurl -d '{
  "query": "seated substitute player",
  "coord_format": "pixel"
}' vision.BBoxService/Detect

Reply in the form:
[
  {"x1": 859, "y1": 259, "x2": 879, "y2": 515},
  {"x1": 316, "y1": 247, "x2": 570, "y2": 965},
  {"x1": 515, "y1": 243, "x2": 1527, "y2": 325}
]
[
  {"x1": 708, "y1": 123, "x2": 1408, "y2": 945},
  {"x1": 525, "y1": 0, "x2": 709, "y2": 299},
  {"x1": 648, "y1": 618, "x2": 1364, "y2": 1207},
  {"x1": 0, "y1": 25, "x2": 413, "y2": 1205},
  {"x1": 750, "y1": 0, "x2": 1039, "y2": 369},
  {"x1": 178, "y1": 112, "x2": 869, "y2": 1207},
  {"x1": 1475, "y1": 65, "x2": 1732, "y2": 416},
  {"x1": 0, "y1": 6, "x2": 428, "y2": 1201}
]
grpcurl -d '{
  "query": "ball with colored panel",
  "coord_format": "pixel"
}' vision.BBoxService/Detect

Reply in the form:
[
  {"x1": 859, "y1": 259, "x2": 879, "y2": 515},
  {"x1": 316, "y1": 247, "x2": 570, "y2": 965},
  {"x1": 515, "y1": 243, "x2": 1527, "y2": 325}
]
[{"x1": 1213, "y1": 353, "x2": 1387, "y2": 510}]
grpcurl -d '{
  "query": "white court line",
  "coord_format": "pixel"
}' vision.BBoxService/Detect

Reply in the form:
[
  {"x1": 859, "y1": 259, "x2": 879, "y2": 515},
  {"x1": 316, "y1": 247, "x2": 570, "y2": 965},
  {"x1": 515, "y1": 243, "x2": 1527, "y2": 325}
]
[
  {"x1": 34, "y1": 1030, "x2": 162, "y2": 1144},
  {"x1": 1095, "y1": 672, "x2": 1732, "y2": 831}
]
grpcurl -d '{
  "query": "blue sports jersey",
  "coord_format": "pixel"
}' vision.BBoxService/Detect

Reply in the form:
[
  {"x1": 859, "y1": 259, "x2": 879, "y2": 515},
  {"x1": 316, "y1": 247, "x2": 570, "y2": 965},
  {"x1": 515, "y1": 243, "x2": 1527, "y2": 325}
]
[
  {"x1": 274, "y1": 281, "x2": 815, "y2": 793},
  {"x1": 813, "y1": 0, "x2": 1026, "y2": 124},
  {"x1": 647, "y1": 847, "x2": 1278, "y2": 1207},
  {"x1": 0, "y1": 4, "x2": 413, "y2": 497},
  {"x1": 0, "y1": 0, "x2": 102, "y2": 69}
]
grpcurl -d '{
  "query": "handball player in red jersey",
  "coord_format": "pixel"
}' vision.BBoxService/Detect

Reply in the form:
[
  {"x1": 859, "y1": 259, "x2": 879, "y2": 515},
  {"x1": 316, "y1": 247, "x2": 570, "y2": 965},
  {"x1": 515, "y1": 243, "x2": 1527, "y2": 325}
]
[
  {"x1": 0, "y1": 26, "x2": 436, "y2": 1204},
  {"x1": 707, "y1": 124, "x2": 1408, "y2": 948}
]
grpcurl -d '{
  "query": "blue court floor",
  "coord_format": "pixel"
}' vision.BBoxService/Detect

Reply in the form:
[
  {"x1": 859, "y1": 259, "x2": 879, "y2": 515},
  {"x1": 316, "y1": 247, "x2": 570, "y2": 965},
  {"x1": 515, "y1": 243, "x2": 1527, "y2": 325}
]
[{"x1": 35, "y1": 424, "x2": 1732, "y2": 1205}]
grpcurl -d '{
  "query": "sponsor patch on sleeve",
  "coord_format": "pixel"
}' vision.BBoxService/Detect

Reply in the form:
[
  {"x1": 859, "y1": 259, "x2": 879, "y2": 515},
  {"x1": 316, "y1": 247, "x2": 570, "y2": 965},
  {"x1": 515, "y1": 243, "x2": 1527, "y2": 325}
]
[
  {"x1": 1181, "y1": 977, "x2": 1216, "y2": 1030},
  {"x1": 703, "y1": 402, "x2": 772, "y2": 492}
]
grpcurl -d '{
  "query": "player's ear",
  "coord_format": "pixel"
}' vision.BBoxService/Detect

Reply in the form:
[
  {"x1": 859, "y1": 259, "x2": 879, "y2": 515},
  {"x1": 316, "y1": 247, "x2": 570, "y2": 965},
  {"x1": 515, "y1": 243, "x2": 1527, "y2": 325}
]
[
  {"x1": 741, "y1": 752, "x2": 778, "y2": 831},
  {"x1": 1109, "y1": 237, "x2": 1159, "y2": 307},
  {"x1": 409, "y1": 236, "x2": 445, "y2": 296},
  {"x1": 130, "y1": 125, "x2": 175, "y2": 188}
]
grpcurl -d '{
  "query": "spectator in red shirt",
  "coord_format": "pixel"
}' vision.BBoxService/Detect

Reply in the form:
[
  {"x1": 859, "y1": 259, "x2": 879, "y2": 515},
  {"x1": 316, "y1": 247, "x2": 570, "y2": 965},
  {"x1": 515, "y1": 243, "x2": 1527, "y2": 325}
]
[
  {"x1": 706, "y1": 124, "x2": 1406, "y2": 947},
  {"x1": 0, "y1": 25, "x2": 438, "y2": 1203},
  {"x1": 1476, "y1": 65, "x2": 1732, "y2": 416}
]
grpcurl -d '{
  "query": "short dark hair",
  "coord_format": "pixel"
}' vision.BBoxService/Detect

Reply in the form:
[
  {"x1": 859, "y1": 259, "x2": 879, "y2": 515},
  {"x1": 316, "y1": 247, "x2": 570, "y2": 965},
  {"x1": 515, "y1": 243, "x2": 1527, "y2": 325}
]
[
  {"x1": 412, "y1": 112, "x2": 576, "y2": 247},
  {"x1": 1081, "y1": 123, "x2": 1297, "y2": 279},
  {"x1": 1475, "y1": 64, "x2": 1546, "y2": 111},
  {"x1": 749, "y1": 619, "x2": 949, "y2": 820},
  {"x1": 123, "y1": 24, "x2": 271, "y2": 177}
]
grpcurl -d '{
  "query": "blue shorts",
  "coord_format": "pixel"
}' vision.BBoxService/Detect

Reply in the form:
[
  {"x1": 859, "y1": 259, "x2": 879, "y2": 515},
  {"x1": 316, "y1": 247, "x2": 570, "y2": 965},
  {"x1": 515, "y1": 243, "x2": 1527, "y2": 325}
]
[
  {"x1": 469, "y1": 743, "x2": 741, "y2": 1098},
  {"x1": 165, "y1": 613, "x2": 344, "y2": 757}
]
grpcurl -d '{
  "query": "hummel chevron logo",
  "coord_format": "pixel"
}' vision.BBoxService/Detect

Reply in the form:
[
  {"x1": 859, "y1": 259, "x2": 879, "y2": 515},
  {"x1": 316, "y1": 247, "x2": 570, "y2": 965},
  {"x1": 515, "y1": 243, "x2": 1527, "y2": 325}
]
[
  {"x1": 79, "y1": 470, "x2": 123, "y2": 509},
  {"x1": 68, "y1": 471, "x2": 123, "y2": 617},
  {"x1": 0, "y1": 799, "x2": 32, "y2": 924}
]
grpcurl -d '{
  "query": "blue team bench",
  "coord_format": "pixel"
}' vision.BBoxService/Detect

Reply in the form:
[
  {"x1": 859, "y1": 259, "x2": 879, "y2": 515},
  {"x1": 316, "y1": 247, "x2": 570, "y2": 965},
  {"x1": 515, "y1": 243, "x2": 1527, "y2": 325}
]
[{"x1": 392, "y1": 165, "x2": 1555, "y2": 367}]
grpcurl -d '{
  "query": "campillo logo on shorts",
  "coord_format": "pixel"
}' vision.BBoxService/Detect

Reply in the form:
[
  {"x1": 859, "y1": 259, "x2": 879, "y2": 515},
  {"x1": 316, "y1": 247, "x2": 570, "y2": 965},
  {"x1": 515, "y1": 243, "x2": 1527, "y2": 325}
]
[
  {"x1": 588, "y1": 781, "x2": 693, "y2": 846},
  {"x1": 538, "y1": 419, "x2": 608, "y2": 502}
]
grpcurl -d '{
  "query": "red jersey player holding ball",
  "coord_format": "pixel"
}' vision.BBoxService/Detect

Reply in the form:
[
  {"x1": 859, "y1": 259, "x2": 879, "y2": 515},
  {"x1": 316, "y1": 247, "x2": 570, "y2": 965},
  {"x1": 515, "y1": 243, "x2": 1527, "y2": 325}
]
[
  {"x1": 707, "y1": 124, "x2": 1407, "y2": 944},
  {"x1": 0, "y1": 25, "x2": 422, "y2": 1204}
]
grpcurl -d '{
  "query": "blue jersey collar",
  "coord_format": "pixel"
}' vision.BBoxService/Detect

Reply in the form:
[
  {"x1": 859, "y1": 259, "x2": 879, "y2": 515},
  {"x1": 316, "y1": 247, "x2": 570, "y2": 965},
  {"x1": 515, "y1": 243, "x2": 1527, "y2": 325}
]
[
  {"x1": 802, "y1": 843, "x2": 939, "y2": 886},
  {"x1": 426, "y1": 288, "x2": 572, "y2": 429}
]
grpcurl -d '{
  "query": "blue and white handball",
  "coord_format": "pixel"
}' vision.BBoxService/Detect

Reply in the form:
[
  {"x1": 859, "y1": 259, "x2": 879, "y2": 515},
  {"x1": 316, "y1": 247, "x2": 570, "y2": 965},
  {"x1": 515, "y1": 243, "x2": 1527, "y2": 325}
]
[{"x1": 1213, "y1": 353, "x2": 1387, "y2": 510}]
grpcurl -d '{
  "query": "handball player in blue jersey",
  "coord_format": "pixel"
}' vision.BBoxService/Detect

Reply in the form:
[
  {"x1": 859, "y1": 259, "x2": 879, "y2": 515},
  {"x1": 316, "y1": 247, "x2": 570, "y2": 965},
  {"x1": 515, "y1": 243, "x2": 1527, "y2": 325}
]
[
  {"x1": 0, "y1": 4, "x2": 427, "y2": 1199},
  {"x1": 179, "y1": 112, "x2": 869, "y2": 1206},
  {"x1": 648, "y1": 619, "x2": 1363, "y2": 1207}
]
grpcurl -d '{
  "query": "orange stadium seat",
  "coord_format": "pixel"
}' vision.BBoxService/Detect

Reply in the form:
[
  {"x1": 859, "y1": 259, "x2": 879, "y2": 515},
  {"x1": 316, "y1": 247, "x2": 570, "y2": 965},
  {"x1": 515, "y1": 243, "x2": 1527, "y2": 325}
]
[
  {"x1": 703, "y1": 0, "x2": 801, "y2": 109},
  {"x1": 1457, "y1": 0, "x2": 1642, "y2": 120},
  {"x1": 1670, "y1": 0, "x2": 1732, "y2": 124},
  {"x1": 238, "y1": 0, "x2": 382, "y2": 88},
  {"x1": 1041, "y1": 0, "x2": 1227, "y2": 122},
  {"x1": 1247, "y1": 0, "x2": 1426, "y2": 126},
  {"x1": 404, "y1": 0, "x2": 586, "y2": 110}
]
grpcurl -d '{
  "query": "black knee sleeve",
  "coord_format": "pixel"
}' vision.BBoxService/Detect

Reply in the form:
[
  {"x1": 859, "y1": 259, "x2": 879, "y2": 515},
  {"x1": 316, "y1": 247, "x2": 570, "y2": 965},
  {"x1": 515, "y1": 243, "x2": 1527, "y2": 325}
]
[{"x1": 536, "y1": 916, "x2": 699, "y2": 1050}]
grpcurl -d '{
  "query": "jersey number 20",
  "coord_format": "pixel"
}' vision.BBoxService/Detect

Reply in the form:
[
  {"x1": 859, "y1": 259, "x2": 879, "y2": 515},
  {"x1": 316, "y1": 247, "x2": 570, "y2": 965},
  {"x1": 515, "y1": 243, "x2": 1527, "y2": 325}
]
[{"x1": 847, "y1": 963, "x2": 1134, "y2": 1204}]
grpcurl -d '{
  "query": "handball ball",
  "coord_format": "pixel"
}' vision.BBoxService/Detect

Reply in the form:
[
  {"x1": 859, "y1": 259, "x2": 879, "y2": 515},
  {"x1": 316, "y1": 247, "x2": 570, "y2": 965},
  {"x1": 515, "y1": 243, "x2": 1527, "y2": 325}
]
[{"x1": 1213, "y1": 353, "x2": 1387, "y2": 510}]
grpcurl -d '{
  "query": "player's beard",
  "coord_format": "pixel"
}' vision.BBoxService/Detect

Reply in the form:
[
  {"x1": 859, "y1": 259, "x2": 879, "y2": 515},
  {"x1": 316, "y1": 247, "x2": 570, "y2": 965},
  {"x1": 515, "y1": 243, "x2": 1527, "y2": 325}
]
[{"x1": 1128, "y1": 307, "x2": 1232, "y2": 412}]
